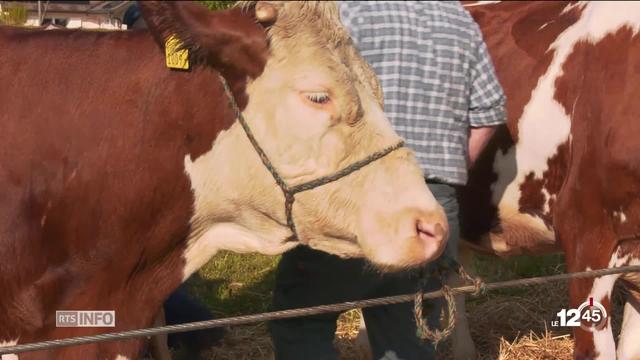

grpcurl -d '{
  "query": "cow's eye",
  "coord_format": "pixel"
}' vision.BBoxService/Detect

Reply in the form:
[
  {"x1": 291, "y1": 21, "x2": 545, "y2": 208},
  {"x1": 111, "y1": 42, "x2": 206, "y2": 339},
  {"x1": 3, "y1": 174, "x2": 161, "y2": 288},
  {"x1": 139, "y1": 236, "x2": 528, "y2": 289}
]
[{"x1": 306, "y1": 93, "x2": 330, "y2": 104}]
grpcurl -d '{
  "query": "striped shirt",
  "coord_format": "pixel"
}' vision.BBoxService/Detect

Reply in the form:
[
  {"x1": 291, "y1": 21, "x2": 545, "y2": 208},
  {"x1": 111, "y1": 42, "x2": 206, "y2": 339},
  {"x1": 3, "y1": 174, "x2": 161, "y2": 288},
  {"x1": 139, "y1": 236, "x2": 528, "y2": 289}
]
[{"x1": 339, "y1": 1, "x2": 506, "y2": 185}]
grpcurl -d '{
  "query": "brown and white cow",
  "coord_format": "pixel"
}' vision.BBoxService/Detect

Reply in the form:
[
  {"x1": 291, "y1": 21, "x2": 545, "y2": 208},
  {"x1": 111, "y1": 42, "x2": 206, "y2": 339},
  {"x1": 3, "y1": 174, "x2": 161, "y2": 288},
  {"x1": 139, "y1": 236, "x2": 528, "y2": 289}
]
[
  {"x1": 451, "y1": 1, "x2": 640, "y2": 359},
  {"x1": 0, "y1": 1, "x2": 449, "y2": 359}
]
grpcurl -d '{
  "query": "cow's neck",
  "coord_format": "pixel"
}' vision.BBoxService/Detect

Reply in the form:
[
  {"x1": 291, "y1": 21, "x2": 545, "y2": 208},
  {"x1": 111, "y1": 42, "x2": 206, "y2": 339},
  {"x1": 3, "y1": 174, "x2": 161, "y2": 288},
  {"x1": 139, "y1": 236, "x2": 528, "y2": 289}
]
[{"x1": 180, "y1": 122, "x2": 297, "y2": 280}]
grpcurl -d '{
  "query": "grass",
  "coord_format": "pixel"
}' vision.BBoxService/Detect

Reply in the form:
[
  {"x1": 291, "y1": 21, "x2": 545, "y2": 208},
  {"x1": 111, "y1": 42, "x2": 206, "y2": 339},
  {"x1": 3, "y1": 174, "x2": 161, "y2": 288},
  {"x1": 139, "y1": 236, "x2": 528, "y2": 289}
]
[
  {"x1": 469, "y1": 253, "x2": 566, "y2": 298},
  {"x1": 473, "y1": 253, "x2": 565, "y2": 280},
  {"x1": 181, "y1": 251, "x2": 567, "y2": 317},
  {"x1": 184, "y1": 251, "x2": 281, "y2": 316},
  {"x1": 166, "y1": 252, "x2": 279, "y2": 360}
]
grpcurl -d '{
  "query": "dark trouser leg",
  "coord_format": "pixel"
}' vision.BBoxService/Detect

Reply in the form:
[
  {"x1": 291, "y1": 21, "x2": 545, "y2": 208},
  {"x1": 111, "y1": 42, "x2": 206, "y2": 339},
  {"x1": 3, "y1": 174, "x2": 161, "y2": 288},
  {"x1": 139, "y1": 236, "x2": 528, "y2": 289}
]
[
  {"x1": 361, "y1": 271, "x2": 442, "y2": 360},
  {"x1": 269, "y1": 180, "x2": 459, "y2": 360},
  {"x1": 363, "y1": 181, "x2": 460, "y2": 360},
  {"x1": 269, "y1": 311, "x2": 340, "y2": 360},
  {"x1": 269, "y1": 246, "x2": 376, "y2": 360},
  {"x1": 164, "y1": 285, "x2": 225, "y2": 356}
]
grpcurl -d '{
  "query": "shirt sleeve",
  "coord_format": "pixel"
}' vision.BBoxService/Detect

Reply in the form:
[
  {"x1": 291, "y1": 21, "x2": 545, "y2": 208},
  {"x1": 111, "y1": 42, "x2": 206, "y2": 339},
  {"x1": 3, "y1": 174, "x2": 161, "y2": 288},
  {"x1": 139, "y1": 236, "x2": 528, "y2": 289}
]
[{"x1": 468, "y1": 26, "x2": 507, "y2": 128}]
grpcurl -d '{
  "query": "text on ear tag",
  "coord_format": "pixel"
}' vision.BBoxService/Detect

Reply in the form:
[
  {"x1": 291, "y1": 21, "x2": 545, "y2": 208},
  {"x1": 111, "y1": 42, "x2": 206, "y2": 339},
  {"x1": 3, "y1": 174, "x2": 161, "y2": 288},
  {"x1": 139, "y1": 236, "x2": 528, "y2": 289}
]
[{"x1": 165, "y1": 35, "x2": 189, "y2": 70}]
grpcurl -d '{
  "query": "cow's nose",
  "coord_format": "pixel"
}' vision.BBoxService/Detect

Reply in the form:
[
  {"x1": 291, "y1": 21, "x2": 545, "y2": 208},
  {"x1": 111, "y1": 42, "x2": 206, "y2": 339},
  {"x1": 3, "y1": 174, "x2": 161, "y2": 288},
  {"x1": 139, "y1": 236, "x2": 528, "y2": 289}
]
[{"x1": 415, "y1": 216, "x2": 448, "y2": 260}]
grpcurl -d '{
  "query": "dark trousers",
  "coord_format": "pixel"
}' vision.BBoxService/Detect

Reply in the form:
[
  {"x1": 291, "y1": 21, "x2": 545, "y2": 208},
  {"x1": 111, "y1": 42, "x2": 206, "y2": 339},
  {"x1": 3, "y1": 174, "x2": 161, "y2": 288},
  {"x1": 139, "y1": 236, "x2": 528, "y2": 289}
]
[{"x1": 268, "y1": 181, "x2": 460, "y2": 360}]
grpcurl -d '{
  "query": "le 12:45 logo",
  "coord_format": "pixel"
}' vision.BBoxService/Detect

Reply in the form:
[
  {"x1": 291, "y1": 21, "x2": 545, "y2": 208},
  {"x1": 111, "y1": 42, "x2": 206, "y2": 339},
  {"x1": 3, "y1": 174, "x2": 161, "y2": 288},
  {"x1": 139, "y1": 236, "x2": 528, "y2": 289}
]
[{"x1": 551, "y1": 297, "x2": 608, "y2": 332}]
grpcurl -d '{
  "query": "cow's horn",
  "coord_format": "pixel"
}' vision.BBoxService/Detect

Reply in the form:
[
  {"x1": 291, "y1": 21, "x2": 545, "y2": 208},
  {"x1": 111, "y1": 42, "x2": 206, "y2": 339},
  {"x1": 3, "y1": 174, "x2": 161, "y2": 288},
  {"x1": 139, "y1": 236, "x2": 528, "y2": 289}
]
[{"x1": 255, "y1": 2, "x2": 278, "y2": 23}]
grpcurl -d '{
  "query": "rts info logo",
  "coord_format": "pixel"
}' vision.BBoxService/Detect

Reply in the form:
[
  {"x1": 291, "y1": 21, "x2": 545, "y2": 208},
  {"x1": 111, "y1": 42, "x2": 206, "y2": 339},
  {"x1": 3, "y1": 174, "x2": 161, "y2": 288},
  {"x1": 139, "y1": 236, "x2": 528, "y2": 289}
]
[{"x1": 551, "y1": 297, "x2": 607, "y2": 332}]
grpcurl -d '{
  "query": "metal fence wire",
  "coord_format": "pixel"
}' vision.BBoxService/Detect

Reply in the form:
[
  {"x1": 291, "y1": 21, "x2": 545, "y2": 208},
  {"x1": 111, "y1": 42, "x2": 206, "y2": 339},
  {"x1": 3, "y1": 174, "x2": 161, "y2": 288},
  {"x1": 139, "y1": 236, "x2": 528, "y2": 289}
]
[{"x1": 1, "y1": 264, "x2": 639, "y2": 355}]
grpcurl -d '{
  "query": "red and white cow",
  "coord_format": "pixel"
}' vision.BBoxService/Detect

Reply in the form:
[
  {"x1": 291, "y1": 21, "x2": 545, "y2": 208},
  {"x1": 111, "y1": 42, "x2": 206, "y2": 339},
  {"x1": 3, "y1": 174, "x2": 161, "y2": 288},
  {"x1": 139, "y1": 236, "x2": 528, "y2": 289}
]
[{"x1": 453, "y1": 1, "x2": 640, "y2": 359}]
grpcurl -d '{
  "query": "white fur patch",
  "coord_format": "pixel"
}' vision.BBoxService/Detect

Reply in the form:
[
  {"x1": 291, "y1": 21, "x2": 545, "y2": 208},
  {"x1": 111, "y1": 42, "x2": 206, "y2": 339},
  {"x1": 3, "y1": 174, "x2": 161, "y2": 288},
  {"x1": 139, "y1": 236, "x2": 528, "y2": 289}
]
[
  {"x1": 613, "y1": 210, "x2": 628, "y2": 224},
  {"x1": 592, "y1": 324, "x2": 616, "y2": 360},
  {"x1": 494, "y1": 2, "x2": 640, "y2": 229},
  {"x1": 587, "y1": 247, "x2": 634, "y2": 304},
  {"x1": 618, "y1": 301, "x2": 640, "y2": 360},
  {"x1": 181, "y1": 223, "x2": 297, "y2": 281},
  {"x1": 578, "y1": 2, "x2": 640, "y2": 42},
  {"x1": 490, "y1": 142, "x2": 555, "y2": 250},
  {"x1": 538, "y1": 22, "x2": 552, "y2": 31},
  {"x1": 181, "y1": 122, "x2": 296, "y2": 280},
  {"x1": 114, "y1": 355, "x2": 129, "y2": 360},
  {"x1": 541, "y1": 189, "x2": 552, "y2": 214},
  {"x1": 0, "y1": 340, "x2": 19, "y2": 360},
  {"x1": 586, "y1": 248, "x2": 640, "y2": 359},
  {"x1": 588, "y1": 269, "x2": 617, "y2": 360}
]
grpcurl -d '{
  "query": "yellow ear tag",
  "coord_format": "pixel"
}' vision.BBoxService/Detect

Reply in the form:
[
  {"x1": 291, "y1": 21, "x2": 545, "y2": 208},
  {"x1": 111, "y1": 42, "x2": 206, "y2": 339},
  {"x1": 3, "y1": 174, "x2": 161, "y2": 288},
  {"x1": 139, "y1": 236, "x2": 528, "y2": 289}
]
[{"x1": 165, "y1": 35, "x2": 190, "y2": 70}]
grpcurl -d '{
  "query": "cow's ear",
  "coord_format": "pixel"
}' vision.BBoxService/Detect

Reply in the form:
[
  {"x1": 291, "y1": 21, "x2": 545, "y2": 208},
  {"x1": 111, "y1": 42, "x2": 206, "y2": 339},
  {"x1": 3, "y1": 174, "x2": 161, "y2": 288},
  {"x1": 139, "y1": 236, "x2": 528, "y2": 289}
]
[{"x1": 138, "y1": 1, "x2": 269, "y2": 79}]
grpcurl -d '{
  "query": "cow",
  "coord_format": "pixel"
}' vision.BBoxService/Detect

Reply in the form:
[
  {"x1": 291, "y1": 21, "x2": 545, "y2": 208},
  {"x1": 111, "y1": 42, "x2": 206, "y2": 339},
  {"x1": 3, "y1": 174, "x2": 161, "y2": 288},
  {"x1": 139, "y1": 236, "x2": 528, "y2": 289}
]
[
  {"x1": 0, "y1": 1, "x2": 450, "y2": 359},
  {"x1": 449, "y1": 1, "x2": 640, "y2": 359}
]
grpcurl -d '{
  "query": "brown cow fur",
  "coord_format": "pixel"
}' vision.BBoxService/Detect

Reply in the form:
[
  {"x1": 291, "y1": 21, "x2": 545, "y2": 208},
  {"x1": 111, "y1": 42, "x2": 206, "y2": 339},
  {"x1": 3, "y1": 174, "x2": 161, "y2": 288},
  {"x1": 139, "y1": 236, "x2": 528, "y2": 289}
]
[{"x1": 0, "y1": 3, "x2": 267, "y2": 358}]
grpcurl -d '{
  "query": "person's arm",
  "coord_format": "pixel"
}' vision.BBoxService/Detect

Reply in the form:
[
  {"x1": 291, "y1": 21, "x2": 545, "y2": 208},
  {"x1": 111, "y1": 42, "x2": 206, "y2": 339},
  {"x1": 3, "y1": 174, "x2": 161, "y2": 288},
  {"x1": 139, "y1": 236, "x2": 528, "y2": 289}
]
[
  {"x1": 468, "y1": 126, "x2": 497, "y2": 168},
  {"x1": 466, "y1": 23, "x2": 506, "y2": 168}
]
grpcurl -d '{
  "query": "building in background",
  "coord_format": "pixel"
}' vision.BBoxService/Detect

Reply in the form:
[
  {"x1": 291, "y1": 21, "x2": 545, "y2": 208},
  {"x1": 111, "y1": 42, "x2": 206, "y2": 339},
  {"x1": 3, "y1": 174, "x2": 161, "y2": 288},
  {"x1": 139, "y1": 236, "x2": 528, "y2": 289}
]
[{"x1": 1, "y1": 1, "x2": 134, "y2": 29}]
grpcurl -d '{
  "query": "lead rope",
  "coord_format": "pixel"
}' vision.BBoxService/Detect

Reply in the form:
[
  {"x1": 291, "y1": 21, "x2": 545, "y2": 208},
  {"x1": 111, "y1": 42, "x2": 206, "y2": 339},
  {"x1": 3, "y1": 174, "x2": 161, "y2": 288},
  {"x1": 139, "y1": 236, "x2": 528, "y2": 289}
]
[
  {"x1": 217, "y1": 75, "x2": 299, "y2": 238},
  {"x1": 414, "y1": 256, "x2": 485, "y2": 346},
  {"x1": 216, "y1": 74, "x2": 404, "y2": 241}
]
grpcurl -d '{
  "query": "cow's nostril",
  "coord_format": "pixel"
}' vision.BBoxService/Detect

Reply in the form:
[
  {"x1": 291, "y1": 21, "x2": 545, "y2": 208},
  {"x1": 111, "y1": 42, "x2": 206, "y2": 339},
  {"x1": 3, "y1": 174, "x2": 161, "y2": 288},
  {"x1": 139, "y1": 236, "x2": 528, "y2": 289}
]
[
  {"x1": 416, "y1": 220, "x2": 434, "y2": 238},
  {"x1": 416, "y1": 220, "x2": 444, "y2": 239}
]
